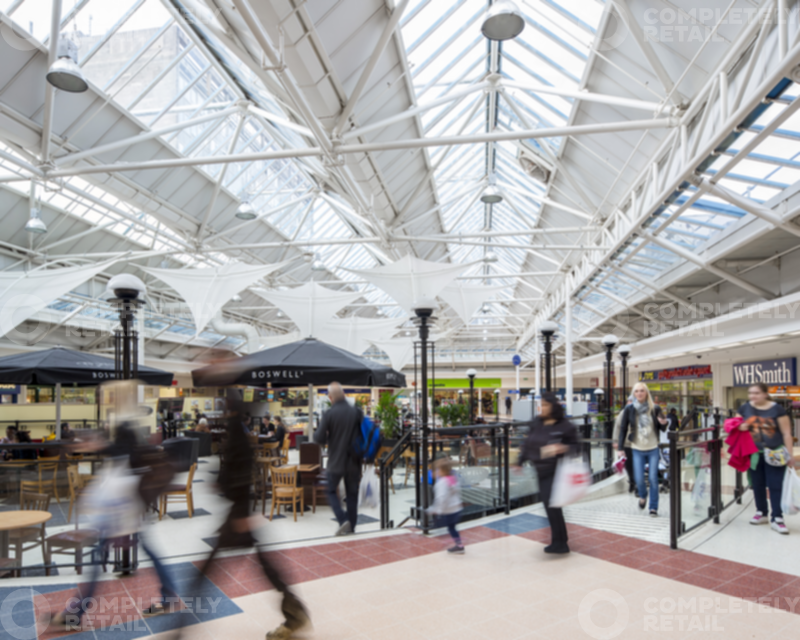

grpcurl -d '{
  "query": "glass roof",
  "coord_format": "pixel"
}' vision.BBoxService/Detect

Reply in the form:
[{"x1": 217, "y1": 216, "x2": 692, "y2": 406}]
[{"x1": 1, "y1": 0, "x2": 799, "y2": 354}]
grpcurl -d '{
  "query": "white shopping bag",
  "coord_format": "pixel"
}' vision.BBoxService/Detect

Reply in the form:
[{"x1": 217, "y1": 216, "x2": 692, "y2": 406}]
[
  {"x1": 691, "y1": 467, "x2": 711, "y2": 504},
  {"x1": 359, "y1": 466, "x2": 379, "y2": 509},
  {"x1": 80, "y1": 458, "x2": 144, "y2": 537},
  {"x1": 550, "y1": 457, "x2": 592, "y2": 507},
  {"x1": 781, "y1": 467, "x2": 800, "y2": 517}
]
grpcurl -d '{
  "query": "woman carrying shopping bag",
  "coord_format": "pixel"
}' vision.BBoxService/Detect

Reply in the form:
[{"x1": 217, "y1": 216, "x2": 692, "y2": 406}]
[
  {"x1": 517, "y1": 392, "x2": 580, "y2": 554},
  {"x1": 616, "y1": 383, "x2": 668, "y2": 517}
]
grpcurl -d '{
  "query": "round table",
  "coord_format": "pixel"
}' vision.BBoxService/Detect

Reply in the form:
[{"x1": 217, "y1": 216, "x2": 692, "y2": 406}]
[{"x1": 0, "y1": 510, "x2": 52, "y2": 558}]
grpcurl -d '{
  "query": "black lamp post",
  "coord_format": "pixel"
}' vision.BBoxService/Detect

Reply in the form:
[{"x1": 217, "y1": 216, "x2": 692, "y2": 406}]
[
  {"x1": 494, "y1": 389, "x2": 500, "y2": 422},
  {"x1": 413, "y1": 297, "x2": 436, "y2": 528},
  {"x1": 601, "y1": 334, "x2": 619, "y2": 468},
  {"x1": 107, "y1": 274, "x2": 146, "y2": 382},
  {"x1": 540, "y1": 321, "x2": 558, "y2": 393},
  {"x1": 466, "y1": 368, "x2": 477, "y2": 424},
  {"x1": 618, "y1": 344, "x2": 631, "y2": 402},
  {"x1": 105, "y1": 273, "x2": 146, "y2": 575}
]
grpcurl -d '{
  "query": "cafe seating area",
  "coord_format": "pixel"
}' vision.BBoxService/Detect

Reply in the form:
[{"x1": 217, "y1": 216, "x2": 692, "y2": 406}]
[{"x1": 0, "y1": 438, "x2": 417, "y2": 579}]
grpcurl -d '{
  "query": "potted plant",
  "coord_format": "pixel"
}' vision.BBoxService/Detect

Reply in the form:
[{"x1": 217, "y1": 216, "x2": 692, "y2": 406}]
[
  {"x1": 436, "y1": 403, "x2": 470, "y2": 427},
  {"x1": 374, "y1": 392, "x2": 401, "y2": 444}
]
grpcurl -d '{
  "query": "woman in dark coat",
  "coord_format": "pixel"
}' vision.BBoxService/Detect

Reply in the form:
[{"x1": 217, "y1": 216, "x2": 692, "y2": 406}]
[{"x1": 518, "y1": 392, "x2": 579, "y2": 554}]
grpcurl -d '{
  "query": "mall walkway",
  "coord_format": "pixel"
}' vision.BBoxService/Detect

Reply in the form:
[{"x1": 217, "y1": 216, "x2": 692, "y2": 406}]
[{"x1": 7, "y1": 509, "x2": 800, "y2": 640}]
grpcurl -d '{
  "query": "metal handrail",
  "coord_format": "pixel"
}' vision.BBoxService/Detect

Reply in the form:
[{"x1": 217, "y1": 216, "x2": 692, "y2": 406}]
[{"x1": 378, "y1": 429, "x2": 415, "y2": 529}]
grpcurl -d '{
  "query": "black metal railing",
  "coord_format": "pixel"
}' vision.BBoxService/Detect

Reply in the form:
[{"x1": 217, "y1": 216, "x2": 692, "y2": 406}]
[
  {"x1": 667, "y1": 408, "x2": 747, "y2": 549},
  {"x1": 378, "y1": 428, "x2": 415, "y2": 529}
]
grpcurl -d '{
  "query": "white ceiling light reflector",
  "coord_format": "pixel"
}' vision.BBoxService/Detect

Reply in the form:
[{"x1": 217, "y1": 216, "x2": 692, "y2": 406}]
[
  {"x1": 480, "y1": 184, "x2": 503, "y2": 204},
  {"x1": 25, "y1": 208, "x2": 47, "y2": 234},
  {"x1": 481, "y1": 1, "x2": 525, "y2": 41},
  {"x1": 46, "y1": 39, "x2": 88, "y2": 93},
  {"x1": 235, "y1": 199, "x2": 257, "y2": 220}
]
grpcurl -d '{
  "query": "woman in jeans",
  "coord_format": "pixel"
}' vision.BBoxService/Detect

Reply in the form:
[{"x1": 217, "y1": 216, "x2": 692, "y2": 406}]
[
  {"x1": 737, "y1": 382, "x2": 795, "y2": 534},
  {"x1": 518, "y1": 392, "x2": 579, "y2": 554},
  {"x1": 617, "y1": 383, "x2": 668, "y2": 516}
]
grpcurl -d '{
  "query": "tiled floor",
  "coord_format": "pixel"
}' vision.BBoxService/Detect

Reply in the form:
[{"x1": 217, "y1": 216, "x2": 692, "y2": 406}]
[{"x1": 4, "y1": 510, "x2": 800, "y2": 640}]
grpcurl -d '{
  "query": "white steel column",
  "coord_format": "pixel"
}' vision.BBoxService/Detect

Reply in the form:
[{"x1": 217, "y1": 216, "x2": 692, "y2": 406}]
[
  {"x1": 565, "y1": 297, "x2": 573, "y2": 416},
  {"x1": 534, "y1": 332, "x2": 541, "y2": 397},
  {"x1": 41, "y1": 0, "x2": 63, "y2": 165}
]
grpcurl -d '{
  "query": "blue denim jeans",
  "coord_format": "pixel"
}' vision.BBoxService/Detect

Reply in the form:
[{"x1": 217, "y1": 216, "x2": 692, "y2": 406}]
[
  {"x1": 632, "y1": 448, "x2": 661, "y2": 511},
  {"x1": 751, "y1": 453, "x2": 784, "y2": 520}
]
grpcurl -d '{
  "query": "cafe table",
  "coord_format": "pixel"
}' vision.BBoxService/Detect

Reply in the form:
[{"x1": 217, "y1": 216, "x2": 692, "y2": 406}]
[{"x1": 0, "y1": 510, "x2": 52, "y2": 557}]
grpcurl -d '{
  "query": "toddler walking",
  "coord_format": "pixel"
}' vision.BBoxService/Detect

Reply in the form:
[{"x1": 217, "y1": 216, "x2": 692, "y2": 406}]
[{"x1": 427, "y1": 458, "x2": 464, "y2": 554}]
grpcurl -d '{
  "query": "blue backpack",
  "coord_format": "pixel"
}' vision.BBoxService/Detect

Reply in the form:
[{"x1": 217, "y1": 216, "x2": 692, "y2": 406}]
[{"x1": 352, "y1": 412, "x2": 382, "y2": 463}]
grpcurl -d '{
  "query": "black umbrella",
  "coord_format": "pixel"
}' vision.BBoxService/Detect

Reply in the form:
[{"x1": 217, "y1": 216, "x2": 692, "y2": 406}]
[
  {"x1": 191, "y1": 338, "x2": 406, "y2": 388},
  {"x1": 0, "y1": 347, "x2": 174, "y2": 386},
  {"x1": 0, "y1": 347, "x2": 173, "y2": 440}
]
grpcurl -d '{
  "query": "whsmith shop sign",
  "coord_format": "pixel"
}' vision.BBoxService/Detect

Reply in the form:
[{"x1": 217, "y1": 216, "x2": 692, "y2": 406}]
[
  {"x1": 733, "y1": 358, "x2": 796, "y2": 387},
  {"x1": 638, "y1": 365, "x2": 713, "y2": 382}
]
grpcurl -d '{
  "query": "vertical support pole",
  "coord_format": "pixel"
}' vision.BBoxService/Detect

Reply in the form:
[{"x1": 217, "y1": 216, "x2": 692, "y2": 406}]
[
  {"x1": 669, "y1": 430, "x2": 680, "y2": 549},
  {"x1": 544, "y1": 336, "x2": 552, "y2": 393},
  {"x1": 468, "y1": 376, "x2": 475, "y2": 424},
  {"x1": 419, "y1": 318, "x2": 430, "y2": 532},
  {"x1": 55, "y1": 382, "x2": 62, "y2": 440},
  {"x1": 605, "y1": 348, "x2": 614, "y2": 468},
  {"x1": 565, "y1": 298, "x2": 573, "y2": 416},
  {"x1": 307, "y1": 383, "x2": 314, "y2": 437},
  {"x1": 534, "y1": 333, "x2": 541, "y2": 397},
  {"x1": 503, "y1": 424, "x2": 510, "y2": 514}
]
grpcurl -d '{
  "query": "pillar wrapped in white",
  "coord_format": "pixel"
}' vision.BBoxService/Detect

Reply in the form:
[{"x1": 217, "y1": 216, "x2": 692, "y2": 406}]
[
  {"x1": 438, "y1": 284, "x2": 496, "y2": 324},
  {"x1": 343, "y1": 255, "x2": 470, "y2": 314},
  {"x1": 142, "y1": 262, "x2": 289, "y2": 334},
  {"x1": 317, "y1": 317, "x2": 403, "y2": 354},
  {"x1": 252, "y1": 282, "x2": 363, "y2": 337},
  {"x1": 0, "y1": 258, "x2": 118, "y2": 339}
]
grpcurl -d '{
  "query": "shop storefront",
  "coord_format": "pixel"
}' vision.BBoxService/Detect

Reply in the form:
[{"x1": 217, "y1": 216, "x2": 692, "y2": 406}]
[
  {"x1": 638, "y1": 365, "x2": 713, "y2": 416},
  {"x1": 429, "y1": 377, "x2": 502, "y2": 416},
  {"x1": 727, "y1": 357, "x2": 798, "y2": 412}
]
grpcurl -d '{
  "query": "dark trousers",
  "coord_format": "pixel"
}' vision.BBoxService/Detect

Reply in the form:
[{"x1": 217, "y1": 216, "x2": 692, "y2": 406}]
[
  {"x1": 538, "y1": 472, "x2": 568, "y2": 549},
  {"x1": 327, "y1": 466, "x2": 361, "y2": 531},
  {"x1": 751, "y1": 454, "x2": 785, "y2": 521},
  {"x1": 174, "y1": 491, "x2": 307, "y2": 637},
  {"x1": 436, "y1": 511, "x2": 462, "y2": 543}
]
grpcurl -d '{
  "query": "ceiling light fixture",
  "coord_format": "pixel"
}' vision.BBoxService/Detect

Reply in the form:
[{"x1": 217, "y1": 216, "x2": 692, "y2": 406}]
[
  {"x1": 481, "y1": 0, "x2": 525, "y2": 41},
  {"x1": 46, "y1": 38, "x2": 88, "y2": 93},
  {"x1": 235, "y1": 199, "x2": 257, "y2": 220},
  {"x1": 25, "y1": 207, "x2": 47, "y2": 234},
  {"x1": 480, "y1": 184, "x2": 503, "y2": 204}
]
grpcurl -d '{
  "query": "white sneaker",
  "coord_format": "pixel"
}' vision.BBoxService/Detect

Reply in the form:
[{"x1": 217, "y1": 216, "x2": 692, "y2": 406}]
[
  {"x1": 750, "y1": 511, "x2": 769, "y2": 525},
  {"x1": 771, "y1": 518, "x2": 789, "y2": 534}
]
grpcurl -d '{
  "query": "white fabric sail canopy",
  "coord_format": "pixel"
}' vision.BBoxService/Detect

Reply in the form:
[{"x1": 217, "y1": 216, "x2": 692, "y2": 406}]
[
  {"x1": 369, "y1": 337, "x2": 415, "y2": 372},
  {"x1": 252, "y1": 282, "x2": 363, "y2": 337},
  {"x1": 344, "y1": 255, "x2": 470, "y2": 314},
  {"x1": 141, "y1": 262, "x2": 289, "y2": 334},
  {"x1": 317, "y1": 317, "x2": 403, "y2": 355},
  {"x1": 438, "y1": 285, "x2": 497, "y2": 324},
  {"x1": 0, "y1": 259, "x2": 118, "y2": 339}
]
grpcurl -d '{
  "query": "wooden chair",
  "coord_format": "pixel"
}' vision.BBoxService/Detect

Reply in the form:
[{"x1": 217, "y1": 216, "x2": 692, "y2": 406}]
[
  {"x1": 66, "y1": 465, "x2": 91, "y2": 523},
  {"x1": 38, "y1": 459, "x2": 61, "y2": 502},
  {"x1": 44, "y1": 478, "x2": 101, "y2": 579},
  {"x1": 261, "y1": 441, "x2": 281, "y2": 459},
  {"x1": 279, "y1": 435, "x2": 290, "y2": 466},
  {"x1": 311, "y1": 473, "x2": 327, "y2": 513},
  {"x1": 247, "y1": 433, "x2": 259, "y2": 447},
  {"x1": 9, "y1": 491, "x2": 51, "y2": 577},
  {"x1": 158, "y1": 463, "x2": 196, "y2": 520},
  {"x1": 269, "y1": 466, "x2": 303, "y2": 522},
  {"x1": 253, "y1": 457, "x2": 281, "y2": 515}
]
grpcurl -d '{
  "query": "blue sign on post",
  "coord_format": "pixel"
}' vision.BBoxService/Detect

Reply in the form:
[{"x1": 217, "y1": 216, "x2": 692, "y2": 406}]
[
  {"x1": 512, "y1": 354, "x2": 521, "y2": 366},
  {"x1": 732, "y1": 358, "x2": 796, "y2": 387}
]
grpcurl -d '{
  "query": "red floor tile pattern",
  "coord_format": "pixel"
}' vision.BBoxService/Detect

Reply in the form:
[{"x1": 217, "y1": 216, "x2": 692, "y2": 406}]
[
  {"x1": 528, "y1": 523, "x2": 800, "y2": 614},
  {"x1": 194, "y1": 528, "x2": 503, "y2": 599},
  {"x1": 34, "y1": 567, "x2": 185, "y2": 640}
]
